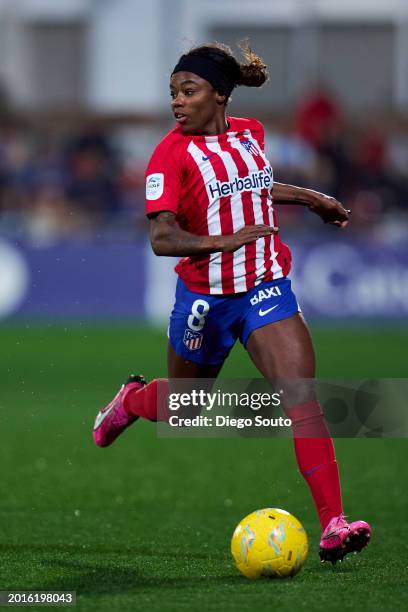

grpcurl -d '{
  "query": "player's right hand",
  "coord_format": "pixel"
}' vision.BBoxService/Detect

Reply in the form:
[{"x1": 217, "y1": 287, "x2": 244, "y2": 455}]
[{"x1": 221, "y1": 224, "x2": 277, "y2": 253}]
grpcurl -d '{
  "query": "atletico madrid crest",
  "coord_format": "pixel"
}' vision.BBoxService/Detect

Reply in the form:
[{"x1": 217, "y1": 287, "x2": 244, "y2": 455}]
[
  {"x1": 240, "y1": 139, "x2": 259, "y2": 156},
  {"x1": 183, "y1": 329, "x2": 203, "y2": 351}
]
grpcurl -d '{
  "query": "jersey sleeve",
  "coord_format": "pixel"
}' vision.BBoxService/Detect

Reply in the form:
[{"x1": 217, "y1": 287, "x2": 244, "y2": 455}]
[
  {"x1": 145, "y1": 135, "x2": 184, "y2": 217},
  {"x1": 251, "y1": 118, "x2": 265, "y2": 152}
]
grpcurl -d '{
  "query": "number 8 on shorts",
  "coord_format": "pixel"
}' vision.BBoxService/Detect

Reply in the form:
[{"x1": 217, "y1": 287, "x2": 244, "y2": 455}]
[{"x1": 187, "y1": 299, "x2": 210, "y2": 331}]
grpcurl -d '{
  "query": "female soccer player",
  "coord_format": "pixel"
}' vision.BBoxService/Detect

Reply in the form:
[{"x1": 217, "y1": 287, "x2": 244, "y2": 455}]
[{"x1": 93, "y1": 43, "x2": 371, "y2": 564}]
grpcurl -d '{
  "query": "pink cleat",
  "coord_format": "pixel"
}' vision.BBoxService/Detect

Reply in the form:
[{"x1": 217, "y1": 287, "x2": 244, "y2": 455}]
[
  {"x1": 93, "y1": 375, "x2": 146, "y2": 447},
  {"x1": 319, "y1": 514, "x2": 372, "y2": 564}
]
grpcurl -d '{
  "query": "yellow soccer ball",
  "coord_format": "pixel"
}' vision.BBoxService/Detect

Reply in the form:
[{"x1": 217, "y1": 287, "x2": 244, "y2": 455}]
[{"x1": 231, "y1": 508, "x2": 308, "y2": 578}]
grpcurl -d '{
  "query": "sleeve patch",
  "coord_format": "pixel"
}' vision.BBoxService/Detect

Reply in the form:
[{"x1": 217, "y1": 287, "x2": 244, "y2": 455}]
[{"x1": 146, "y1": 173, "x2": 164, "y2": 200}]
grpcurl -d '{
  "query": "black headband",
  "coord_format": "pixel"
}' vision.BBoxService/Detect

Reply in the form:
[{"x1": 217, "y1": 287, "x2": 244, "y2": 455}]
[{"x1": 172, "y1": 55, "x2": 238, "y2": 98}]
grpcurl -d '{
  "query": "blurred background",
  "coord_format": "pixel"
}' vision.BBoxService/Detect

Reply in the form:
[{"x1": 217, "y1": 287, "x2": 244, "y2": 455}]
[{"x1": 0, "y1": 0, "x2": 407, "y2": 323}]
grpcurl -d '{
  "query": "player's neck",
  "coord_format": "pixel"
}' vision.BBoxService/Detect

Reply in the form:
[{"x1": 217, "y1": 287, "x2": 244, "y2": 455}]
[{"x1": 198, "y1": 114, "x2": 229, "y2": 136}]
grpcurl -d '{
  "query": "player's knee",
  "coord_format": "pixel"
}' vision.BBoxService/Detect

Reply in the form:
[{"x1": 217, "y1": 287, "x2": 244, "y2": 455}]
[{"x1": 278, "y1": 379, "x2": 316, "y2": 412}]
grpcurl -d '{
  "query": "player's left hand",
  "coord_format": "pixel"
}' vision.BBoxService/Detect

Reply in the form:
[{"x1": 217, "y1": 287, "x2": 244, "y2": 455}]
[{"x1": 308, "y1": 193, "x2": 350, "y2": 228}]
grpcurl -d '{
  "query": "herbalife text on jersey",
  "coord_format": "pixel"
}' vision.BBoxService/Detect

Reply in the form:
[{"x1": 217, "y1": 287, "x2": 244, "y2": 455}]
[{"x1": 209, "y1": 167, "x2": 272, "y2": 199}]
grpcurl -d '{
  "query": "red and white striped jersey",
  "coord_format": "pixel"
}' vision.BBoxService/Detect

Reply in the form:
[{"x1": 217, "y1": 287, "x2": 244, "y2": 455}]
[{"x1": 145, "y1": 116, "x2": 291, "y2": 295}]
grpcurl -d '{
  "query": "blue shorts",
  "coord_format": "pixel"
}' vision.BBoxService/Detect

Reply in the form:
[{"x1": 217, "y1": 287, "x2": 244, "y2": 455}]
[{"x1": 169, "y1": 277, "x2": 301, "y2": 365}]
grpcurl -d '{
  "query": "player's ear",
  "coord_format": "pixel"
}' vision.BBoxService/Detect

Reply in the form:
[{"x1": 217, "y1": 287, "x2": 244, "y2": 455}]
[{"x1": 215, "y1": 91, "x2": 227, "y2": 106}]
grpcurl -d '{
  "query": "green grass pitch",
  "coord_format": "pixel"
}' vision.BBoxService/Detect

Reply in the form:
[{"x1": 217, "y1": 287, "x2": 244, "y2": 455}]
[{"x1": 1, "y1": 324, "x2": 407, "y2": 611}]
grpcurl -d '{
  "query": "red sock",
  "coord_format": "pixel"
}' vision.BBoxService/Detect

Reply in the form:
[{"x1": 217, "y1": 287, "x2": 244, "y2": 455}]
[
  {"x1": 123, "y1": 379, "x2": 169, "y2": 422},
  {"x1": 286, "y1": 401, "x2": 343, "y2": 531}
]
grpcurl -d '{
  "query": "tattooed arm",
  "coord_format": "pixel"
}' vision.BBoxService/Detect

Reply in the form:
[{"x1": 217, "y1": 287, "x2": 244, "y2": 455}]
[{"x1": 149, "y1": 211, "x2": 276, "y2": 257}]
